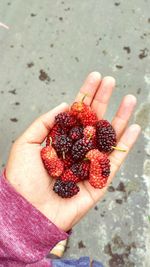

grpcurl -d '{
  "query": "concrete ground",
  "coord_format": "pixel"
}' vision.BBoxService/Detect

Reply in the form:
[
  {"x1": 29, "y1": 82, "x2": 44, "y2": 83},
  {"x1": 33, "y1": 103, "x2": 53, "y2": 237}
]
[{"x1": 0, "y1": 0, "x2": 150, "y2": 266}]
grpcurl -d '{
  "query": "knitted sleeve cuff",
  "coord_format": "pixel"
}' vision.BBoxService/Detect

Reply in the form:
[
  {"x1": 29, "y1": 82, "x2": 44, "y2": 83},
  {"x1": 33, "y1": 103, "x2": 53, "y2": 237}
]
[{"x1": 0, "y1": 171, "x2": 69, "y2": 265}]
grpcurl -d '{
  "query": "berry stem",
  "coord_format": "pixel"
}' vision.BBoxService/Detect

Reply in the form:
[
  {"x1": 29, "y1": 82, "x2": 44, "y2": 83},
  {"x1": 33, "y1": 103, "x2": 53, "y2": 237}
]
[
  {"x1": 112, "y1": 146, "x2": 127, "y2": 152},
  {"x1": 81, "y1": 93, "x2": 89, "y2": 103},
  {"x1": 88, "y1": 133, "x2": 93, "y2": 140},
  {"x1": 62, "y1": 151, "x2": 66, "y2": 160},
  {"x1": 49, "y1": 137, "x2": 52, "y2": 146},
  {"x1": 83, "y1": 157, "x2": 90, "y2": 161}
]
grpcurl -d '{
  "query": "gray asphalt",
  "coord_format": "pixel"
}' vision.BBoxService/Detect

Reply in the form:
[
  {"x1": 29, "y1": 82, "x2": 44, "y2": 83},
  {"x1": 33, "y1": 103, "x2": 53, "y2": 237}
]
[{"x1": 0, "y1": 1, "x2": 150, "y2": 266}]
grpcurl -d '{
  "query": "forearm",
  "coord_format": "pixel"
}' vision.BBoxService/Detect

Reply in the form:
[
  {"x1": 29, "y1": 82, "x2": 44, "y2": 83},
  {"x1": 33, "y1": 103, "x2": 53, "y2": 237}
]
[{"x1": 0, "y1": 171, "x2": 68, "y2": 266}]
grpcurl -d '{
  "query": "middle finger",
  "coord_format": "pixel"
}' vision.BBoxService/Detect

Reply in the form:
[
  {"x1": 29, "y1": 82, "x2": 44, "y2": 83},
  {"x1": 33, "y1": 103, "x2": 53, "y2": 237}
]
[{"x1": 91, "y1": 76, "x2": 116, "y2": 119}]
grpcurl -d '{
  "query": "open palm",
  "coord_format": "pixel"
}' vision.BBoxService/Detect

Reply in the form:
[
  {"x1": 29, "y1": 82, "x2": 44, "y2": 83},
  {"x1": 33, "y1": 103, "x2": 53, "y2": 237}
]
[{"x1": 6, "y1": 72, "x2": 141, "y2": 232}]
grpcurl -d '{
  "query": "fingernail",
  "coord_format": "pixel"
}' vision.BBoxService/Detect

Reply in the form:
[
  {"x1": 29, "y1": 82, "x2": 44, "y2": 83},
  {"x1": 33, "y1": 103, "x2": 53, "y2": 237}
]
[
  {"x1": 89, "y1": 71, "x2": 101, "y2": 80},
  {"x1": 126, "y1": 124, "x2": 141, "y2": 142},
  {"x1": 60, "y1": 102, "x2": 69, "y2": 108},
  {"x1": 129, "y1": 124, "x2": 141, "y2": 133},
  {"x1": 124, "y1": 95, "x2": 137, "y2": 105},
  {"x1": 103, "y1": 76, "x2": 116, "y2": 86}
]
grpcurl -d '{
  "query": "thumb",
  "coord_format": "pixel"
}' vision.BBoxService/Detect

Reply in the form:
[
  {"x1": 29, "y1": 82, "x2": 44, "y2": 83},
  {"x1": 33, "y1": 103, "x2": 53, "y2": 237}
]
[{"x1": 18, "y1": 103, "x2": 69, "y2": 144}]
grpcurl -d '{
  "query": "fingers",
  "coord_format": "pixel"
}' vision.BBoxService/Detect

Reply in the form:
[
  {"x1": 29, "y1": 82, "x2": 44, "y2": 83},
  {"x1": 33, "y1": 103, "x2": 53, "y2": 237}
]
[
  {"x1": 109, "y1": 124, "x2": 141, "y2": 176},
  {"x1": 112, "y1": 95, "x2": 137, "y2": 139},
  {"x1": 91, "y1": 76, "x2": 116, "y2": 119},
  {"x1": 75, "y1": 72, "x2": 101, "y2": 105},
  {"x1": 18, "y1": 103, "x2": 69, "y2": 144}
]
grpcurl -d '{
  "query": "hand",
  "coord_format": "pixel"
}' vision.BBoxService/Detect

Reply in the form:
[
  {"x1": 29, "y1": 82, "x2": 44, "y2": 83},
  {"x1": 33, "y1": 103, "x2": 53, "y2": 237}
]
[{"x1": 5, "y1": 72, "x2": 141, "y2": 232}]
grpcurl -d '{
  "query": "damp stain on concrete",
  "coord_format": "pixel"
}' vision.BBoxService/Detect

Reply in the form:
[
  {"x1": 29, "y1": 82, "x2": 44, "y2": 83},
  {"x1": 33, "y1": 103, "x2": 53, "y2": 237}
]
[
  {"x1": 136, "y1": 88, "x2": 141, "y2": 95},
  {"x1": 39, "y1": 70, "x2": 51, "y2": 83},
  {"x1": 114, "y1": 2, "x2": 120, "y2": 6},
  {"x1": 10, "y1": 118, "x2": 18, "y2": 122},
  {"x1": 138, "y1": 48, "x2": 149, "y2": 59},
  {"x1": 116, "y1": 182, "x2": 126, "y2": 193},
  {"x1": 108, "y1": 180, "x2": 140, "y2": 204},
  {"x1": 75, "y1": 57, "x2": 79, "y2": 62},
  {"x1": 30, "y1": 13, "x2": 37, "y2": 17},
  {"x1": 59, "y1": 17, "x2": 63, "y2": 21},
  {"x1": 14, "y1": 102, "x2": 20, "y2": 105},
  {"x1": 123, "y1": 46, "x2": 131, "y2": 54},
  {"x1": 78, "y1": 240, "x2": 86, "y2": 249},
  {"x1": 8, "y1": 89, "x2": 17, "y2": 95},
  {"x1": 27, "y1": 62, "x2": 34, "y2": 68},
  {"x1": 108, "y1": 185, "x2": 115, "y2": 192},
  {"x1": 116, "y1": 65, "x2": 123, "y2": 69},
  {"x1": 115, "y1": 199, "x2": 123, "y2": 204},
  {"x1": 61, "y1": 92, "x2": 66, "y2": 95},
  {"x1": 104, "y1": 235, "x2": 136, "y2": 267}
]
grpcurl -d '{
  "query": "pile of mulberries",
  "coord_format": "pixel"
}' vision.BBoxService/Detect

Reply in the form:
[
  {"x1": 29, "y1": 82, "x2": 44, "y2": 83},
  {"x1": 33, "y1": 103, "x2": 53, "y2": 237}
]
[{"x1": 41, "y1": 97, "x2": 122, "y2": 198}]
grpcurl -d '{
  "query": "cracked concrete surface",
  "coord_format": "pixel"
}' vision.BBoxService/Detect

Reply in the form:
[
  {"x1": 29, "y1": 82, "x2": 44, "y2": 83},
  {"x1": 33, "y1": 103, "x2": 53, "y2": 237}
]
[{"x1": 0, "y1": 0, "x2": 150, "y2": 266}]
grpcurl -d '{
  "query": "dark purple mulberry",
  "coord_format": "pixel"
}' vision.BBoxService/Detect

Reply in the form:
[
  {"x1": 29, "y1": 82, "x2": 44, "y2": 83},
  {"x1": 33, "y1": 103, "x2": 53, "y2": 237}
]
[
  {"x1": 96, "y1": 120, "x2": 116, "y2": 153},
  {"x1": 69, "y1": 126, "x2": 83, "y2": 141},
  {"x1": 71, "y1": 138, "x2": 96, "y2": 161},
  {"x1": 53, "y1": 134, "x2": 72, "y2": 155},
  {"x1": 71, "y1": 161, "x2": 90, "y2": 180},
  {"x1": 55, "y1": 112, "x2": 77, "y2": 130},
  {"x1": 53, "y1": 179, "x2": 79, "y2": 198}
]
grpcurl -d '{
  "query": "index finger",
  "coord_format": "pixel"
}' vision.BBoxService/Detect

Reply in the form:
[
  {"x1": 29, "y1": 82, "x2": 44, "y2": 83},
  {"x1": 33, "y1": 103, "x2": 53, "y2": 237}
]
[{"x1": 75, "y1": 72, "x2": 102, "y2": 106}]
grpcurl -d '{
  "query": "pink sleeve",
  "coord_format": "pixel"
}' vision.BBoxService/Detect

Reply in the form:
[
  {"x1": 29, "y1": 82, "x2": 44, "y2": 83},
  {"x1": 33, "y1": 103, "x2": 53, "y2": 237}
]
[{"x1": 0, "y1": 171, "x2": 69, "y2": 266}]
